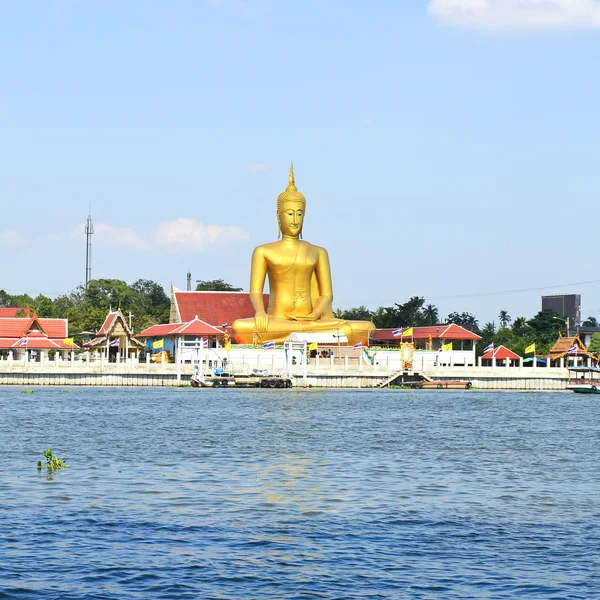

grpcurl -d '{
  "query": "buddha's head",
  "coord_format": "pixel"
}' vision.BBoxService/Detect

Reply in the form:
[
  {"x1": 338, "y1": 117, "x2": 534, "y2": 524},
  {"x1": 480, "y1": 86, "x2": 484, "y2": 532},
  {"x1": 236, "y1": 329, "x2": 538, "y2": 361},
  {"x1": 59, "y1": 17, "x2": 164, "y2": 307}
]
[{"x1": 277, "y1": 163, "x2": 306, "y2": 239}]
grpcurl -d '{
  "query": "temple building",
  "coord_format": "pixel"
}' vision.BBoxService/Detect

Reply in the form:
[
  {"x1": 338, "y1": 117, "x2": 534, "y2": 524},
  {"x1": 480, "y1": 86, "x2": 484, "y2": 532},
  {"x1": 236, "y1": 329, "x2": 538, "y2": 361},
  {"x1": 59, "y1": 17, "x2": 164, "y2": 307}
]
[
  {"x1": 0, "y1": 312, "x2": 77, "y2": 360},
  {"x1": 137, "y1": 316, "x2": 225, "y2": 360},
  {"x1": 546, "y1": 334, "x2": 596, "y2": 367},
  {"x1": 373, "y1": 324, "x2": 481, "y2": 350},
  {"x1": 169, "y1": 284, "x2": 267, "y2": 331},
  {"x1": 83, "y1": 309, "x2": 144, "y2": 362}
]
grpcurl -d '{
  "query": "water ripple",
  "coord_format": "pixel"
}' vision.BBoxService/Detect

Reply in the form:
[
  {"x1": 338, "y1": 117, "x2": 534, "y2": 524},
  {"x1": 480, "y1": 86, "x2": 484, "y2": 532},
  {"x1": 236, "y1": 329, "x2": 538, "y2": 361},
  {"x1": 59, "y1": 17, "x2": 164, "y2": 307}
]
[{"x1": 1, "y1": 387, "x2": 598, "y2": 598}]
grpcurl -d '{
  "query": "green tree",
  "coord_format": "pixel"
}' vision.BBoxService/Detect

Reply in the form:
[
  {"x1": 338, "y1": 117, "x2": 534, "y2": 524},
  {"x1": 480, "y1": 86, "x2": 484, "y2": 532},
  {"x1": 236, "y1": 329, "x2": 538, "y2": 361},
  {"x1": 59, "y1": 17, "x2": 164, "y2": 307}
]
[
  {"x1": 8, "y1": 293, "x2": 34, "y2": 309},
  {"x1": 0, "y1": 290, "x2": 12, "y2": 307},
  {"x1": 130, "y1": 279, "x2": 170, "y2": 330},
  {"x1": 336, "y1": 305, "x2": 372, "y2": 321},
  {"x1": 446, "y1": 311, "x2": 480, "y2": 333},
  {"x1": 195, "y1": 278, "x2": 243, "y2": 291},
  {"x1": 511, "y1": 316, "x2": 532, "y2": 337},
  {"x1": 498, "y1": 310, "x2": 511, "y2": 329},
  {"x1": 527, "y1": 309, "x2": 563, "y2": 351},
  {"x1": 481, "y1": 322, "x2": 495, "y2": 337},
  {"x1": 371, "y1": 306, "x2": 399, "y2": 329},
  {"x1": 34, "y1": 294, "x2": 55, "y2": 318},
  {"x1": 395, "y1": 296, "x2": 426, "y2": 327},
  {"x1": 587, "y1": 333, "x2": 600, "y2": 354},
  {"x1": 422, "y1": 304, "x2": 439, "y2": 325},
  {"x1": 583, "y1": 316, "x2": 598, "y2": 327}
]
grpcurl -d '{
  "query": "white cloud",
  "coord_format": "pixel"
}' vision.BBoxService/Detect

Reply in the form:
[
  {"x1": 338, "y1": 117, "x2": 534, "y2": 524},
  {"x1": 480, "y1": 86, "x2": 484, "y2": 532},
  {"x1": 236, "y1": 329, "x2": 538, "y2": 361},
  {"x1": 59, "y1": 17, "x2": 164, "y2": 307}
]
[
  {"x1": 49, "y1": 218, "x2": 250, "y2": 252},
  {"x1": 2, "y1": 230, "x2": 22, "y2": 245},
  {"x1": 156, "y1": 218, "x2": 250, "y2": 249},
  {"x1": 246, "y1": 163, "x2": 270, "y2": 173},
  {"x1": 428, "y1": 0, "x2": 600, "y2": 30}
]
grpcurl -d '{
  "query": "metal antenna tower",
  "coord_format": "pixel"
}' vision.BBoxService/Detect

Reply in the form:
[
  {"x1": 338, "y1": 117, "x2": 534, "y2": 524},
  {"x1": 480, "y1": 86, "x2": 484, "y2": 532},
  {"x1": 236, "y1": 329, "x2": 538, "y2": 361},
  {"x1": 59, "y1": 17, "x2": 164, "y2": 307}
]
[
  {"x1": 187, "y1": 270, "x2": 192, "y2": 291},
  {"x1": 85, "y1": 210, "x2": 94, "y2": 288}
]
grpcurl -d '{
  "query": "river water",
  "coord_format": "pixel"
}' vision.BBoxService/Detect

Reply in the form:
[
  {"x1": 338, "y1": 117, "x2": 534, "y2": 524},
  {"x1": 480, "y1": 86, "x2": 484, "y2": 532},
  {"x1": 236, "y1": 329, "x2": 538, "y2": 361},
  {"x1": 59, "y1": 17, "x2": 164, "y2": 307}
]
[{"x1": 0, "y1": 387, "x2": 598, "y2": 599}]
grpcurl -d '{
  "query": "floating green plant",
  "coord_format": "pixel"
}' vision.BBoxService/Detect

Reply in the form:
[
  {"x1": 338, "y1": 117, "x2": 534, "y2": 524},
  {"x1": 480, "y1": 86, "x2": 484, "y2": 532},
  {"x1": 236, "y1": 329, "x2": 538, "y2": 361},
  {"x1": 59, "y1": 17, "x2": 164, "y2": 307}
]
[
  {"x1": 21, "y1": 389, "x2": 35, "y2": 395},
  {"x1": 37, "y1": 448, "x2": 67, "y2": 472}
]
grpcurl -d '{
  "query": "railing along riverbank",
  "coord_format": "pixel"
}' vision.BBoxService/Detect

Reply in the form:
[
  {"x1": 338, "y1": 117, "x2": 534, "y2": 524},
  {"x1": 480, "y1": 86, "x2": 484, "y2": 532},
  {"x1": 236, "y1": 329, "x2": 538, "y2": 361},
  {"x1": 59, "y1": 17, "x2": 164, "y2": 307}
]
[{"x1": 0, "y1": 356, "x2": 571, "y2": 389}]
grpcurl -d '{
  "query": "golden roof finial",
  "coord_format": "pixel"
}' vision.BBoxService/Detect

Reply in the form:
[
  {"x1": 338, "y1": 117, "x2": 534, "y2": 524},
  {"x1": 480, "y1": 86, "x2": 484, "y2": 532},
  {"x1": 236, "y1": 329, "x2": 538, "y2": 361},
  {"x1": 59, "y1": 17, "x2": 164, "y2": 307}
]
[
  {"x1": 288, "y1": 162, "x2": 297, "y2": 191},
  {"x1": 277, "y1": 161, "x2": 305, "y2": 211}
]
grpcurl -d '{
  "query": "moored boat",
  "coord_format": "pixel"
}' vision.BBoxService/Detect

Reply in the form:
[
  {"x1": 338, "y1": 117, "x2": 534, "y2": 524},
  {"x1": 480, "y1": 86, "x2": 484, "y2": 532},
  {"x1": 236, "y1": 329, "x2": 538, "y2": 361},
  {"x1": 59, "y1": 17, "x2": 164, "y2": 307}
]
[
  {"x1": 190, "y1": 367, "x2": 293, "y2": 389},
  {"x1": 566, "y1": 366, "x2": 600, "y2": 394}
]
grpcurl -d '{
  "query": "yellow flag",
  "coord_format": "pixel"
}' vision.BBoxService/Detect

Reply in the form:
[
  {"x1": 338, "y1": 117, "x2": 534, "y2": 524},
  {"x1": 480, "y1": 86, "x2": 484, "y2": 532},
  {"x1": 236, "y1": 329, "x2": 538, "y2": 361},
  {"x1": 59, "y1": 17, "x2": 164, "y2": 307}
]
[
  {"x1": 308, "y1": 342, "x2": 318, "y2": 351},
  {"x1": 153, "y1": 338, "x2": 164, "y2": 350},
  {"x1": 225, "y1": 340, "x2": 231, "y2": 352},
  {"x1": 63, "y1": 337, "x2": 74, "y2": 346},
  {"x1": 443, "y1": 342, "x2": 452, "y2": 351},
  {"x1": 525, "y1": 343, "x2": 536, "y2": 353},
  {"x1": 402, "y1": 328, "x2": 414, "y2": 337}
]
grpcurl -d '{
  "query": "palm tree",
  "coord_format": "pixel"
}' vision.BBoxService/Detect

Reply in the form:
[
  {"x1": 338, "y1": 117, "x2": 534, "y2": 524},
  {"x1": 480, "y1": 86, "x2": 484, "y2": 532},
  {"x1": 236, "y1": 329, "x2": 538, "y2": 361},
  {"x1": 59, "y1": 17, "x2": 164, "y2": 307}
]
[
  {"x1": 512, "y1": 316, "x2": 529, "y2": 336},
  {"x1": 498, "y1": 310, "x2": 512, "y2": 329},
  {"x1": 422, "y1": 304, "x2": 439, "y2": 325},
  {"x1": 481, "y1": 322, "x2": 496, "y2": 337}
]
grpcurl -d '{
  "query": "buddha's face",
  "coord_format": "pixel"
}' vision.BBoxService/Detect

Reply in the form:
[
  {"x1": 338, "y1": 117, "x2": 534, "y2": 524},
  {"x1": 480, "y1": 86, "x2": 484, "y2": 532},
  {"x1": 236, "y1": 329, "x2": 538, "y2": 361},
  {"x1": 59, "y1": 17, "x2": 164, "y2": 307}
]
[{"x1": 278, "y1": 201, "x2": 305, "y2": 237}]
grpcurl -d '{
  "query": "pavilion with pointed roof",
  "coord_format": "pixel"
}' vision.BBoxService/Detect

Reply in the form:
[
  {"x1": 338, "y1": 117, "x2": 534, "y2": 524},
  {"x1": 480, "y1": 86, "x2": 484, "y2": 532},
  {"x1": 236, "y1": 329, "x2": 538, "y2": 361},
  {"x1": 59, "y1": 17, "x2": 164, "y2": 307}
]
[
  {"x1": 481, "y1": 345, "x2": 522, "y2": 367},
  {"x1": 546, "y1": 334, "x2": 596, "y2": 367},
  {"x1": 83, "y1": 309, "x2": 144, "y2": 361},
  {"x1": 0, "y1": 313, "x2": 78, "y2": 360},
  {"x1": 137, "y1": 316, "x2": 225, "y2": 360}
]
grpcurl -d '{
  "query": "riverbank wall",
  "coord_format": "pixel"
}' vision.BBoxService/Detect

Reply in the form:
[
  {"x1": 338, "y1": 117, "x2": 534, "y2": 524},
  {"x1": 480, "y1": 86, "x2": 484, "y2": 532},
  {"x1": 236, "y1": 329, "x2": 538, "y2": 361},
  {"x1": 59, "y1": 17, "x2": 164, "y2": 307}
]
[{"x1": 0, "y1": 361, "x2": 570, "y2": 389}]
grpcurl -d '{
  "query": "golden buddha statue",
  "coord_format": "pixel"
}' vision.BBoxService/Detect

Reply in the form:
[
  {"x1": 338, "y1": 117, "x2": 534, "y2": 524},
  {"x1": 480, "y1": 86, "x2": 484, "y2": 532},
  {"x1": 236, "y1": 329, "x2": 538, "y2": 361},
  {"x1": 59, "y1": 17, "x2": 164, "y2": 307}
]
[{"x1": 232, "y1": 164, "x2": 375, "y2": 346}]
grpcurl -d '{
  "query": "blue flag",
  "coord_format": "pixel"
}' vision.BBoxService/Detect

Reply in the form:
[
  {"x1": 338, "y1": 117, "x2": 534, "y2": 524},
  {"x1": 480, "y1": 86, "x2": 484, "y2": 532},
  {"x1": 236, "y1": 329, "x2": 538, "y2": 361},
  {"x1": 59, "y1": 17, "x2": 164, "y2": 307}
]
[
  {"x1": 263, "y1": 341, "x2": 275, "y2": 349},
  {"x1": 483, "y1": 343, "x2": 494, "y2": 353},
  {"x1": 392, "y1": 328, "x2": 403, "y2": 337},
  {"x1": 353, "y1": 342, "x2": 363, "y2": 349},
  {"x1": 566, "y1": 345, "x2": 577, "y2": 354}
]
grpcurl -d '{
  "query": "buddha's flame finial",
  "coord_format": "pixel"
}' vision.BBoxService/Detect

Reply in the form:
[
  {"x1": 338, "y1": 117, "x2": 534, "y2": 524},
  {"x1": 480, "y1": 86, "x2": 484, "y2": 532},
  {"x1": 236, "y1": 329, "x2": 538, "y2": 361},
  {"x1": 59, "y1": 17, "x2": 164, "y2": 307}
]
[
  {"x1": 277, "y1": 162, "x2": 305, "y2": 216},
  {"x1": 287, "y1": 162, "x2": 297, "y2": 191}
]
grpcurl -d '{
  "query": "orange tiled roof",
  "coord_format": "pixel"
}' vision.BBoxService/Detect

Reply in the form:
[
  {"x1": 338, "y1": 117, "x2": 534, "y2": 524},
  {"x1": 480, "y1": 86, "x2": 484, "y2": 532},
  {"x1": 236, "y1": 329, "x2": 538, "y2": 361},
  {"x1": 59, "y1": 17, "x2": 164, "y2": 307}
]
[
  {"x1": 548, "y1": 335, "x2": 591, "y2": 359},
  {"x1": 0, "y1": 307, "x2": 31, "y2": 317},
  {"x1": 0, "y1": 317, "x2": 68, "y2": 339}
]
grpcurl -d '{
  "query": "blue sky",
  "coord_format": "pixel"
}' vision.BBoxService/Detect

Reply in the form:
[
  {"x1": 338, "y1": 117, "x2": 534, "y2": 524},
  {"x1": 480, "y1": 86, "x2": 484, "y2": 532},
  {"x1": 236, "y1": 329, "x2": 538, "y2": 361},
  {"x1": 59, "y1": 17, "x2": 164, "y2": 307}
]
[{"x1": 1, "y1": 0, "x2": 599, "y2": 326}]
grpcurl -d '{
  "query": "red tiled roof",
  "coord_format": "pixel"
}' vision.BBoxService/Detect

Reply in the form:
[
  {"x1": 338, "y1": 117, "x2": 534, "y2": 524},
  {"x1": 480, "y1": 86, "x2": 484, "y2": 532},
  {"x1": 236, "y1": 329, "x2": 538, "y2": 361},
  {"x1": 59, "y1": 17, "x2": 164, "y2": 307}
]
[
  {"x1": 0, "y1": 317, "x2": 68, "y2": 338},
  {"x1": 482, "y1": 345, "x2": 521, "y2": 360},
  {"x1": 0, "y1": 307, "x2": 31, "y2": 317},
  {"x1": 137, "y1": 318, "x2": 224, "y2": 338},
  {"x1": 373, "y1": 324, "x2": 481, "y2": 342},
  {"x1": 173, "y1": 291, "x2": 268, "y2": 327}
]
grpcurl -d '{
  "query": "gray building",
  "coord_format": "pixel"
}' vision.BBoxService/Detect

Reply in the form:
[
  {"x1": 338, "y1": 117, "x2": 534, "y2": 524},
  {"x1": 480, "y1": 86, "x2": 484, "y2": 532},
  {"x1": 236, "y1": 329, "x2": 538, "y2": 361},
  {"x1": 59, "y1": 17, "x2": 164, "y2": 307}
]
[{"x1": 541, "y1": 294, "x2": 581, "y2": 326}]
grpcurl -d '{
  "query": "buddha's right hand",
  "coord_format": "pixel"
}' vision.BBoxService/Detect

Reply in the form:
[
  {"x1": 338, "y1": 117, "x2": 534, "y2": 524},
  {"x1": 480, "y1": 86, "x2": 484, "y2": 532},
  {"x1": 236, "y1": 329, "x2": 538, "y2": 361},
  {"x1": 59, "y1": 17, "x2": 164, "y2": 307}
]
[{"x1": 254, "y1": 314, "x2": 269, "y2": 333}]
